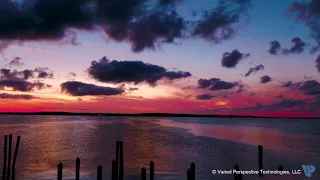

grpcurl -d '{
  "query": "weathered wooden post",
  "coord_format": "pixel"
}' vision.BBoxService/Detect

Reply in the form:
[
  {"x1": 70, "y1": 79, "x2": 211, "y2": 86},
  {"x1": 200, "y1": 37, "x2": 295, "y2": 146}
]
[
  {"x1": 116, "y1": 141, "x2": 119, "y2": 179},
  {"x1": 76, "y1": 157, "x2": 80, "y2": 180},
  {"x1": 2, "y1": 135, "x2": 7, "y2": 180},
  {"x1": 234, "y1": 164, "x2": 243, "y2": 180},
  {"x1": 11, "y1": 136, "x2": 20, "y2": 179},
  {"x1": 150, "y1": 161, "x2": 154, "y2": 180},
  {"x1": 141, "y1": 167, "x2": 146, "y2": 180},
  {"x1": 97, "y1": 165, "x2": 102, "y2": 180},
  {"x1": 258, "y1": 145, "x2": 263, "y2": 177},
  {"x1": 57, "y1": 162, "x2": 63, "y2": 180},
  {"x1": 190, "y1": 162, "x2": 195, "y2": 180},
  {"x1": 112, "y1": 160, "x2": 117, "y2": 180},
  {"x1": 119, "y1": 141, "x2": 124, "y2": 180},
  {"x1": 187, "y1": 168, "x2": 192, "y2": 180},
  {"x1": 6, "y1": 134, "x2": 12, "y2": 179}
]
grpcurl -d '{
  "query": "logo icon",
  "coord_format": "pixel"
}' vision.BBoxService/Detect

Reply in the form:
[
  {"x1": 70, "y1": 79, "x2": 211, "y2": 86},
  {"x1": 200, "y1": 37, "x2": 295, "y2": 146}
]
[{"x1": 301, "y1": 165, "x2": 316, "y2": 177}]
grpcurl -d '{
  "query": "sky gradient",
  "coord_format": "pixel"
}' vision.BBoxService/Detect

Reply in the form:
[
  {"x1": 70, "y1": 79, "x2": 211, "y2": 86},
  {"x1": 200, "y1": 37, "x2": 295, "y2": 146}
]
[{"x1": 0, "y1": 0, "x2": 320, "y2": 117}]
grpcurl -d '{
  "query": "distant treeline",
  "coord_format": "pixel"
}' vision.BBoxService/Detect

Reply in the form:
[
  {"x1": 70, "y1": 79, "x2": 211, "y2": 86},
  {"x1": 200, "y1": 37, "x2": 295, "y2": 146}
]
[{"x1": 0, "y1": 112, "x2": 317, "y2": 119}]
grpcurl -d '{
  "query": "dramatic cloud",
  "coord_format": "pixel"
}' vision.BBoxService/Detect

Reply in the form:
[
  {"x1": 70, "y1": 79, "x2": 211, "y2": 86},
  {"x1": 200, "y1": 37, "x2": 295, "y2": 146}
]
[
  {"x1": 0, "y1": 67, "x2": 53, "y2": 80},
  {"x1": 282, "y1": 79, "x2": 320, "y2": 96},
  {"x1": 0, "y1": 79, "x2": 49, "y2": 92},
  {"x1": 192, "y1": 0, "x2": 251, "y2": 43},
  {"x1": 282, "y1": 81, "x2": 293, "y2": 87},
  {"x1": 60, "y1": 81, "x2": 125, "y2": 96},
  {"x1": 268, "y1": 41, "x2": 281, "y2": 55},
  {"x1": 0, "y1": 0, "x2": 252, "y2": 53},
  {"x1": 0, "y1": 93, "x2": 37, "y2": 100},
  {"x1": 282, "y1": 37, "x2": 308, "y2": 54},
  {"x1": 7, "y1": 57, "x2": 24, "y2": 67},
  {"x1": 244, "y1": 64, "x2": 264, "y2": 76},
  {"x1": 288, "y1": 0, "x2": 320, "y2": 53},
  {"x1": 0, "y1": 67, "x2": 52, "y2": 92},
  {"x1": 87, "y1": 56, "x2": 191, "y2": 85},
  {"x1": 260, "y1": 75, "x2": 272, "y2": 84},
  {"x1": 197, "y1": 78, "x2": 238, "y2": 90},
  {"x1": 268, "y1": 38, "x2": 307, "y2": 55},
  {"x1": 316, "y1": 55, "x2": 320, "y2": 72},
  {"x1": 195, "y1": 94, "x2": 215, "y2": 100},
  {"x1": 221, "y1": 49, "x2": 250, "y2": 68}
]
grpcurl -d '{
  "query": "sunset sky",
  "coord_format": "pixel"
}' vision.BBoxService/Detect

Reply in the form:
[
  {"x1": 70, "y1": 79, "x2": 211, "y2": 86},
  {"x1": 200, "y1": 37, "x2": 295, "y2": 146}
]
[{"x1": 0, "y1": 0, "x2": 319, "y2": 117}]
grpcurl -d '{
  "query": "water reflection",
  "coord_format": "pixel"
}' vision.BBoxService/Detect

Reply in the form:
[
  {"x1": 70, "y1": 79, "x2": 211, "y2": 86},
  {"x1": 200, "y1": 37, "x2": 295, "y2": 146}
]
[
  {"x1": 0, "y1": 115, "x2": 318, "y2": 180},
  {"x1": 155, "y1": 119, "x2": 316, "y2": 156}
]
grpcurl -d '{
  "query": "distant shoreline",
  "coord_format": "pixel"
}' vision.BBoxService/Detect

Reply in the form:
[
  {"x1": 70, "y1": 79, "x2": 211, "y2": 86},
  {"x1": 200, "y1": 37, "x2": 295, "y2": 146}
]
[{"x1": 0, "y1": 112, "x2": 318, "y2": 119}]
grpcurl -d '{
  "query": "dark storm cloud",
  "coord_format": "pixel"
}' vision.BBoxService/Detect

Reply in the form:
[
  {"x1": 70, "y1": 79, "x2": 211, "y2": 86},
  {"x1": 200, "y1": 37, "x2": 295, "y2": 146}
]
[
  {"x1": 288, "y1": 0, "x2": 320, "y2": 53},
  {"x1": 195, "y1": 94, "x2": 215, "y2": 100},
  {"x1": 282, "y1": 81, "x2": 293, "y2": 87},
  {"x1": 268, "y1": 38, "x2": 308, "y2": 55},
  {"x1": 221, "y1": 49, "x2": 250, "y2": 68},
  {"x1": 197, "y1": 78, "x2": 238, "y2": 90},
  {"x1": 60, "y1": 81, "x2": 125, "y2": 96},
  {"x1": 268, "y1": 41, "x2": 281, "y2": 55},
  {"x1": 192, "y1": 0, "x2": 251, "y2": 43},
  {"x1": 0, "y1": 68, "x2": 33, "y2": 80},
  {"x1": 7, "y1": 57, "x2": 24, "y2": 66},
  {"x1": 0, "y1": 93, "x2": 37, "y2": 100},
  {"x1": 316, "y1": 55, "x2": 320, "y2": 72},
  {"x1": 87, "y1": 56, "x2": 191, "y2": 85},
  {"x1": 260, "y1": 75, "x2": 272, "y2": 84},
  {"x1": 0, "y1": 67, "x2": 53, "y2": 80},
  {"x1": 282, "y1": 37, "x2": 308, "y2": 55},
  {"x1": 37, "y1": 71, "x2": 53, "y2": 78},
  {"x1": 244, "y1": 64, "x2": 264, "y2": 76},
  {"x1": 0, "y1": 0, "x2": 251, "y2": 53},
  {"x1": 282, "y1": 79, "x2": 320, "y2": 96},
  {"x1": 0, "y1": 79, "x2": 49, "y2": 91}
]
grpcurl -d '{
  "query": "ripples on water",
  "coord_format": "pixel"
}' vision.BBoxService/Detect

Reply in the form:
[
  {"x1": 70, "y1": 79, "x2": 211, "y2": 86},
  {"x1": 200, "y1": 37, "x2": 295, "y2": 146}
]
[{"x1": 0, "y1": 115, "x2": 319, "y2": 180}]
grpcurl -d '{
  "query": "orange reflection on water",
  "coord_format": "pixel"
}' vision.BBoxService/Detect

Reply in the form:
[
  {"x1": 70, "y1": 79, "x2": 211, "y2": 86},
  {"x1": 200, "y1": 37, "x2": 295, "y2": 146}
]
[
  {"x1": 20, "y1": 119, "x2": 114, "y2": 175},
  {"x1": 123, "y1": 118, "x2": 182, "y2": 175},
  {"x1": 156, "y1": 119, "x2": 310, "y2": 155}
]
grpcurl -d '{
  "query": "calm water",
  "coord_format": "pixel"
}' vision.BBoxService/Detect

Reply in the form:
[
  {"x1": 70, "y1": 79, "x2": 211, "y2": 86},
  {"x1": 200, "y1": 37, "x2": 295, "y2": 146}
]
[{"x1": 0, "y1": 115, "x2": 319, "y2": 180}]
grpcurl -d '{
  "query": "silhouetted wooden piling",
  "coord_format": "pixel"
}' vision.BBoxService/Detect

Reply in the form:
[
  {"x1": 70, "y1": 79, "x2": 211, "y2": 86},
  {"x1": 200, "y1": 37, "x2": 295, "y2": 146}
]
[
  {"x1": 76, "y1": 157, "x2": 80, "y2": 180},
  {"x1": 11, "y1": 136, "x2": 20, "y2": 179},
  {"x1": 2, "y1": 135, "x2": 7, "y2": 180},
  {"x1": 277, "y1": 165, "x2": 283, "y2": 171},
  {"x1": 150, "y1": 161, "x2": 154, "y2": 180},
  {"x1": 6, "y1": 134, "x2": 12, "y2": 179},
  {"x1": 258, "y1": 145, "x2": 263, "y2": 177},
  {"x1": 141, "y1": 167, "x2": 146, "y2": 180},
  {"x1": 190, "y1": 162, "x2": 195, "y2": 180},
  {"x1": 97, "y1": 165, "x2": 102, "y2": 180},
  {"x1": 187, "y1": 168, "x2": 192, "y2": 180},
  {"x1": 116, "y1": 141, "x2": 119, "y2": 179},
  {"x1": 234, "y1": 164, "x2": 243, "y2": 180},
  {"x1": 112, "y1": 160, "x2": 117, "y2": 180},
  {"x1": 119, "y1": 141, "x2": 124, "y2": 180},
  {"x1": 57, "y1": 162, "x2": 63, "y2": 180}
]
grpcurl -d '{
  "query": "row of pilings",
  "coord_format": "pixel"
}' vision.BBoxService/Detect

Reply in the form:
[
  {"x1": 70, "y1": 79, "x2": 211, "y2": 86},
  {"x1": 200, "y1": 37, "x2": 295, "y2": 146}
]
[{"x1": 1, "y1": 135, "x2": 286, "y2": 180}]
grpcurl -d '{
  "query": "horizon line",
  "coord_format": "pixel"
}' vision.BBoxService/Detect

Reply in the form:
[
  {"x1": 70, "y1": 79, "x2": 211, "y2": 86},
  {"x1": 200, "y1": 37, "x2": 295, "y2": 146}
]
[{"x1": 0, "y1": 112, "x2": 318, "y2": 119}]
